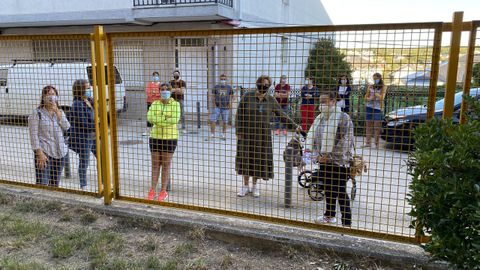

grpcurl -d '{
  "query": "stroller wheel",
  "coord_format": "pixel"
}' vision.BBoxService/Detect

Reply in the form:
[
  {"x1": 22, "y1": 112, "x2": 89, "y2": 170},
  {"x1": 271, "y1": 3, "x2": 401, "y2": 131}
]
[
  {"x1": 308, "y1": 183, "x2": 325, "y2": 201},
  {"x1": 297, "y1": 170, "x2": 312, "y2": 188}
]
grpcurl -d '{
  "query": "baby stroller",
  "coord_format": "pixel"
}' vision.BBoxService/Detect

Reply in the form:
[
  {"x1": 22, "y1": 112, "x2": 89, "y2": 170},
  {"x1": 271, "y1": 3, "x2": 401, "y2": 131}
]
[{"x1": 296, "y1": 152, "x2": 358, "y2": 202}]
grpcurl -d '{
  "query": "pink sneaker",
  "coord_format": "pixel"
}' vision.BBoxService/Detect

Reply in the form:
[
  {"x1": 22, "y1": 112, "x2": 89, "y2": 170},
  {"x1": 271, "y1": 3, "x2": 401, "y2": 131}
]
[
  {"x1": 282, "y1": 129, "x2": 287, "y2": 135},
  {"x1": 157, "y1": 191, "x2": 169, "y2": 202},
  {"x1": 275, "y1": 129, "x2": 280, "y2": 135},
  {"x1": 146, "y1": 188, "x2": 155, "y2": 200}
]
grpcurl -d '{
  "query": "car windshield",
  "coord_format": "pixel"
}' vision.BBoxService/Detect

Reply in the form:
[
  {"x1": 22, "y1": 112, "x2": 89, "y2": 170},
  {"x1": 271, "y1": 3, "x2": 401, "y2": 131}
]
[{"x1": 434, "y1": 89, "x2": 480, "y2": 111}]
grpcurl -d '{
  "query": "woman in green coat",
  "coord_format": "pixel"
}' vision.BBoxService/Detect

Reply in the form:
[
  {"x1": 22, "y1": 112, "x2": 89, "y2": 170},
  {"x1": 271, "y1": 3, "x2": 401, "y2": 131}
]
[{"x1": 235, "y1": 75, "x2": 300, "y2": 198}]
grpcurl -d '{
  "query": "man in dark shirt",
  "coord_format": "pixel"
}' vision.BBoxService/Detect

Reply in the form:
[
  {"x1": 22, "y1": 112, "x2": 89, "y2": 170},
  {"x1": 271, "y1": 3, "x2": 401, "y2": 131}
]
[
  {"x1": 207, "y1": 74, "x2": 233, "y2": 141},
  {"x1": 273, "y1": 75, "x2": 291, "y2": 135},
  {"x1": 169, "y1": 70, "x2": 187, "y2": 133}
]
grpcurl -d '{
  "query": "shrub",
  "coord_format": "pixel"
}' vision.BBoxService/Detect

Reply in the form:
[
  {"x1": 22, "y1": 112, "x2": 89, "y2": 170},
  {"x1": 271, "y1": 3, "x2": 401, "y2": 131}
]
[{"x1": 407, "y1": 96, "x2": 480, "y2": 269}]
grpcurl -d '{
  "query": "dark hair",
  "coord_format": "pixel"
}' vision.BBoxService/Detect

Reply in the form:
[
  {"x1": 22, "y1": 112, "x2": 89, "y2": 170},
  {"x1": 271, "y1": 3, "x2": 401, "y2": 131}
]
[
  {"x1": 220, "y1": 74, "x2": 227, "y2": 79},
  {"x1": 373, "y1": 73, "x2": 384, "y2": 87},
  {"x1": 319, "y1": 91, "x2": 339, "y2": 101},
  {"x1": 256, "y1": 75, "x2": 272, "y2": 89},
  {"x1": 159, "y1": 83, "x2": 171, "y2": 90},
  {"x1": 39, "y1": 85, "x2": 59, "y2": 108},
  {"x1": 72, "y1": 79, "x2": 89, "y2": 98},
  {"x1": 152, "y1": 71, "x2": 160, "y2": 76},
  {"x1": 337, "y1": 75, "x2": 351, "y2": 86}
]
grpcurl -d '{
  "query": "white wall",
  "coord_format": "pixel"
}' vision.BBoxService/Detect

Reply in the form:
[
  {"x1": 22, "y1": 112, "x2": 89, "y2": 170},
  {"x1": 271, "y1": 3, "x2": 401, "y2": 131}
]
[{"x1": 0, "y1": 0, "x2": 131, "y2": 15}]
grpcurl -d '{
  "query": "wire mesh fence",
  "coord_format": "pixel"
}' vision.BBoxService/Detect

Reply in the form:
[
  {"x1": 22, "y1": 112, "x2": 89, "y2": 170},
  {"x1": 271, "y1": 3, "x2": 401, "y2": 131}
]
[{"x1": 0, "y1": 21, "x2": 478, "y2": 242}]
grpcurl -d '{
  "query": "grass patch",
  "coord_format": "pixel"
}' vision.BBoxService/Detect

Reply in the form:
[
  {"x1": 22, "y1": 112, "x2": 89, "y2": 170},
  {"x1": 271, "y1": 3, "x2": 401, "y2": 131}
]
[
  {"x1": 58, "y1": 212, "x2": 73, "y2": 222},
  {"x1": 160, "y1": 258, "x2": 179, "y2": 270},
  {"x1": 0, "y1": 257, "x2": 49, "y2": 270},
  {"x1": 88, "y1": 231, "x2": 125, "y2": 269},
  {"x1": 80, "y1": 210, "x2": 98, "y2": 225},
  {"x1": 220, "y1": 254, "x2": 233, "y2": 270},
  {"x1": 186, "y1": 226, "x2": 206, "y2": 242},
  {"x1": 185, "y1": 257, "x2": 208, "y2": 270},
  {"x1": 0, "y1": 214, "x2": 51, "y2": 247},
  {"x1": 141, "y1": 236, "x2": 159, "y2": 252},
  {"x1": 51, "y1": 228, "x2": 93, "y2": 258},
  {"x1": 0, "y1": 192, "x2": 13, "y2": 205},
  {"x1": 145, "y1": 255, "x2": 162, "y2": 270},
  {"x1": 13, "y1": 199, "x2": 63, "y2": 214},
  {"x1": 173, "y1": 242, "x2": 197, "y2": 258},
  {"x1": 117, "y1": 216, "x2": 162, "y2": 231}
]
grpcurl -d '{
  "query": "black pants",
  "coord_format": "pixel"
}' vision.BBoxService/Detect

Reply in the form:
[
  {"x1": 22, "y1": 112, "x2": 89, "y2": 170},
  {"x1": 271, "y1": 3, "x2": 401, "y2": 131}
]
[
  {"x1": 314, "y1": 163, "x2": 352, "y2": 226},
  {"x1": 146, "y1": 103, "x2": 153, "y2": 128}
]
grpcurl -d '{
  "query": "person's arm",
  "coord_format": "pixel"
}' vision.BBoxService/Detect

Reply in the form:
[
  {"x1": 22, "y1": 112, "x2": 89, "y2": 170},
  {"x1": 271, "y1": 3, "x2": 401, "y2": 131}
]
[
  {"x1": 177, "y1": 80, "x2": 186, "y2": 96},
  {"x1": 28, "y1": 110, "x2": 41, "y2": 151},
  {"x1": 235, "y1": 94, "x2": 247, "y2": 138},
  {"x1": 59, "y1": 110, "x2": 71, "y2": 132},
  {"x1": 147, "y1": 102, "x2": 160, "y2": 125},
  {"x1": 365, "y1": 85, "x2": 372, "y2": 101},
  {"x1": 149, "y1": 102, "x2": 181, "y2": 127},
  {"x1": 272, "y1": 96, "x2": 298, "y2": 130},
  {"x1": 305, "y1": 115, "x2": 322, "y2": 152},
  {"x1": 376, "y1": 85, "x2": 387, "y2": 101}
]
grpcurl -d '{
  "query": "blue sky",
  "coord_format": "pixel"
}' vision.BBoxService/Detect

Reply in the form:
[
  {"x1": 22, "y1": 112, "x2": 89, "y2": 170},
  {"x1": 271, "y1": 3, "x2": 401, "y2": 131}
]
[{"x1": 321, "y1": 0, "x2": 480, "y2": 24}]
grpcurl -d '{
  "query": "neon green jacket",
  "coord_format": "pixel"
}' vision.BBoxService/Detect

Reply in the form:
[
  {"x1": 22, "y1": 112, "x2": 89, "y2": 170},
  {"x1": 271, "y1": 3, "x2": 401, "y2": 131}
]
[{"x1": 147, "y1": 98, "x2": 181, "y2": 140}]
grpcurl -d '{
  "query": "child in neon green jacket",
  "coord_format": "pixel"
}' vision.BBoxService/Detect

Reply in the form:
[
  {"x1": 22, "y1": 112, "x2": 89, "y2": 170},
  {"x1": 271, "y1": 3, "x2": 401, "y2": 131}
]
[{"x1": 146, "y1": 83, "x2": 181, "y2": 202}]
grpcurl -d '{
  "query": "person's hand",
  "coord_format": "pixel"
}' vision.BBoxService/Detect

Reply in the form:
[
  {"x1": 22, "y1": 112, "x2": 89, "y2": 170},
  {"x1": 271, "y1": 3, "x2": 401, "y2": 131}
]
[
  {"x1": 317, "y1": 154, "x2": 329, "y2": 163},
  {"x1": 36, "y1": 150, "x2": 48, "y2": 170},
  {"x1": 52, "y1": 104, "x2": 62, "y2": 121}
]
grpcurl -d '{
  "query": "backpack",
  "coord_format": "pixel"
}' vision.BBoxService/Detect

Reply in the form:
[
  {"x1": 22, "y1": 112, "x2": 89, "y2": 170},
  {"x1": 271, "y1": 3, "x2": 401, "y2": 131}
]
[{"x1": 283, "y1": 136, "x2": 304, "y2": 168}]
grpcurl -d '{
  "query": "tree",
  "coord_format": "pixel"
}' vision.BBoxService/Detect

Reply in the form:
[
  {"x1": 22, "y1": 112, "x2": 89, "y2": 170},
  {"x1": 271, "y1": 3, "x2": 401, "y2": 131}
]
[
  {"x1": 305, "y1": 38, "x2": 352, "y2": 90},
  {"x1": 472, "y1": 62, "x2": 480, "y2": 87}
]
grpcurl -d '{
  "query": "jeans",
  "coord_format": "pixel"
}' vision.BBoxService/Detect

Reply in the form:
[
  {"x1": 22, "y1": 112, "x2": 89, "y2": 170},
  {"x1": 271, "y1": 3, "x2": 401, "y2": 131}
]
[
  {"x1": 274, "y1": 105, "x2": 289, "y2": 130},
  {"x1": 178, "y1": 100, "x2": 185, "y2": 129},
  {"x1": 34, "y1": 152, "x2": 66, "y2": 187},
  {"x1": 78, "y1": 133, "x2": 96, "y2": 188}
]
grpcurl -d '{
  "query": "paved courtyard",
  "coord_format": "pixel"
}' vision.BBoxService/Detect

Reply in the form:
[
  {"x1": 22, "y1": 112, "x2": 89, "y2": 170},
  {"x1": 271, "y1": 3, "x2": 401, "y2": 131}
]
[{"x1": 0, "y1": 118, "x2": 414, "y2": 238}]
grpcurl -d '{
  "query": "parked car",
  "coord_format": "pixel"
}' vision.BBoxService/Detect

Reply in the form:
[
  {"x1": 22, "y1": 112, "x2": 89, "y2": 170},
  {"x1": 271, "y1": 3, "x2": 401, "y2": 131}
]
[{"x1": 382, "y1": 88, "x2": 480, "y2": 147}]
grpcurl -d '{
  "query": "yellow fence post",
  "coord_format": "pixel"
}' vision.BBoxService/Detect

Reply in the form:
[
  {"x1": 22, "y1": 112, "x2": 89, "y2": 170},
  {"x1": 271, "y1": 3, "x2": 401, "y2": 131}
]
[
  {"x1": 443, "y1": 12, "x2": 463, "y2": 119},
  {"x1": 90, "y1": 34, "x2": 104, "y2": 195},
  {"x1": 105, "y1": 34, "x2": 120, "y2": 199},
  {"x1": 426, "y1": 24, "x2": 443, "y2": 120},
  {"x1": 93, "y1": 26, "x2": 113, "y2": 205},
  {"x1": 459, "y1": 21, "x2": 477, "y2": 124}
]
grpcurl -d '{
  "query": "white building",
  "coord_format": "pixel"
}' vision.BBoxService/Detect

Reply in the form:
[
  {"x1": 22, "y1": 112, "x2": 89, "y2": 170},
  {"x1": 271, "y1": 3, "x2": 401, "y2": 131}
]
[{"x1": 0, "y1": 0, "x2": 332, "y2": 115}]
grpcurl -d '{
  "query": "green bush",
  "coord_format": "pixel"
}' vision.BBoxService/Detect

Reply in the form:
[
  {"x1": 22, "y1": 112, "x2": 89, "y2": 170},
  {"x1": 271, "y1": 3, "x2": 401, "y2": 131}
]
[{"x1": 407, "y1": 96, "x2": 480, "y2": 269}]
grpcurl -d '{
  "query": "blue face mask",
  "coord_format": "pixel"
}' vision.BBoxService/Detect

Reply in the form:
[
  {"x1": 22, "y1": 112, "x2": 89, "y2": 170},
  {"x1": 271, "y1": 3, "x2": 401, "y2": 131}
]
[
  {"x1": 161, "y1": 90, "x2": 171, "y2": 100},
  {"x1": 85, "y1": 89, "x2": 93, "y2": 99},
  {"x1": 153, "y1": 76, "x2": 160, "y2": 82},
  {"x1": 374, "y1": 79, "x2": 380, "y2": 84}
]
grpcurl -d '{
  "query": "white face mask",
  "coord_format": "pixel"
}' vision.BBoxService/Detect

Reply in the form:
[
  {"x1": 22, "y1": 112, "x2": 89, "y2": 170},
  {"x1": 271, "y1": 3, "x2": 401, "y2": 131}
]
[
  {"x1": 45, "y1": 95, "x2": 57, "y2": 103},
  {"x1": 305, "y1": 80, "x2": 310, "y2": 85},
  {"x1": 318, "y1": 104, "x2": 330, "y2": 114},
  {"x1": 341, "y1": 79, "x2": 347, "y2": 84},
  {"x1": 220, "y1": 79, "x2": 226, "y2": 85}
]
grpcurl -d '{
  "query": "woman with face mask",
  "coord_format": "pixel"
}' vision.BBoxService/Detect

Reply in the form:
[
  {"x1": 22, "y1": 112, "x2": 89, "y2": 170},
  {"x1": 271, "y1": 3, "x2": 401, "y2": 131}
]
[
  {"x1": 305, "y1": 91, "x2": 355, "y2": 227},
  {"x1": 28, "y1": 85, "x2": 70, "y2": 187},
  {"x1": 364, "y1": 73, "x2": 387, "y2": 148},
  {"x1": 337, "y1": 75, "x2": 352, "y2": 113},
  {"x1": 144, "y1": 71, "x2": 161, "y2": 136},
  {"x1": 68, "y1": 79, "x2": 97, "y2": 191},
  {"x1": 146, "y1": 83, "x2": 181, "y2": 202},
  {"x1": 300, "y1": 78, "x2": 319, "y2": 131},
  {"x1": 235, "y1": 75, "x2": 301, "y2": 198}
]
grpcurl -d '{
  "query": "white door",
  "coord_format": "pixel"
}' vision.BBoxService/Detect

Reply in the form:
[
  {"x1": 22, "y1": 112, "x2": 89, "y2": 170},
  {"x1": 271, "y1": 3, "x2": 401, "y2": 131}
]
[
  {"x1": 177, "y1": 38, "x2": 208, "y2": 116},
  {"x1": 0, "y1": 69, "x2": 9, "y2": 115}
]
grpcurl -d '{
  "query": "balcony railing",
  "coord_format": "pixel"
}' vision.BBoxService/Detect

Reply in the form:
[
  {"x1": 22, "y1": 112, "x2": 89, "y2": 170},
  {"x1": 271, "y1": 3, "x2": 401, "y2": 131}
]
[{"x1": 133, "y1": 0, "x2": 233, "y2": 8}]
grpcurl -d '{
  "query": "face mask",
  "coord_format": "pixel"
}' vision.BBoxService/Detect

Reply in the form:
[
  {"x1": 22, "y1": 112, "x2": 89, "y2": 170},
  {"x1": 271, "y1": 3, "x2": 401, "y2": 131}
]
[
  {"x1": 45, "y1": 95, "x2": 57, "y2": 103},
  {"x1": 341, "y1": 79, "x2": 347, "y2": 84},
  {"x1": 220, "y1": 80, "x2": 226, "y2": 85},
  {"x1": 318, "y1": 104, "x2": 330, "y2": 114},
  {"x1": 161, "y1": 90, "x2": 171, "y2": 100},
  {"x1": 173, "y1": 75, "x2": 179, "y2": 80},
  {"x1": 257, "y1": 84, "x2": 269, "y2": 95},
  {"x1": 374, "y1": 79, "x2": 380, "y2": 84},
  {"x1": 153, "y1": 76, "x2": 160, "y2": 82},
  {"x1": 85, "y1": 89, "x2": 93, "y2": 99},
  {"x1": 305, "y1": 80, "x2": 310, "y2": 85}
]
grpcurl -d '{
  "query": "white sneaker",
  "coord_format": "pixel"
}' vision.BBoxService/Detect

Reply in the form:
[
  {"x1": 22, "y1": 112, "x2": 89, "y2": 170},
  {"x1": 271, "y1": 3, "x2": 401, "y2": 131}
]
[
  {"x1": 142, "y1": 132, "x2": 148, "y2": 136},
  {"x1": 251, "y1": 183, "x2": 260, "y2": 197},
  {"x1": 314, "y1": 216, "x2": 337, "y2": 224},
  {"x1": 182, "y1": 129, "x2": 187, "y2": 134},
  {"x1": 81, "y1": 186, "x2": 87, "y2": 191},
  {"x1": 220, "y1": 134, "x2": 226, "y2": 141},
  {"x1": 237, "y1": 185, "x2": 249, "y2": 197}
]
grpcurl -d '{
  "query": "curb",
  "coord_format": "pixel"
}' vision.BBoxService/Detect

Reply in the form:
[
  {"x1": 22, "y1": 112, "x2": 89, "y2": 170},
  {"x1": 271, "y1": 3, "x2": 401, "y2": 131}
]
[{"x1": 0, "y1": 185, "x2": 448, "y2": 269}]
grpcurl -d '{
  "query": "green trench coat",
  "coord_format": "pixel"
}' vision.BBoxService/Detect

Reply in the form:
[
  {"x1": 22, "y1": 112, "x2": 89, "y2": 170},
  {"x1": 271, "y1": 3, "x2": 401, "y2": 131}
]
[{"x1": 235, "y1": 91, "x2": 297, "y2": 179}]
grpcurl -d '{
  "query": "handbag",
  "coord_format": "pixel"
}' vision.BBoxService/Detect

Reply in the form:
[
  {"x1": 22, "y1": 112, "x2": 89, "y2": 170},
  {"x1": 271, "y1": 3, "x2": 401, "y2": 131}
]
[{"x1": 349, "y1": 153, "x2": 367, "y2": 179}]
